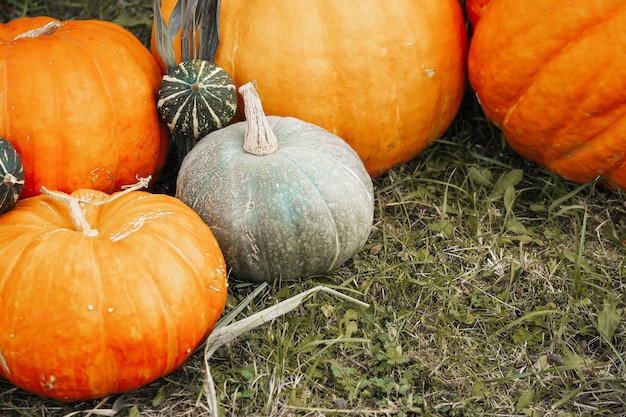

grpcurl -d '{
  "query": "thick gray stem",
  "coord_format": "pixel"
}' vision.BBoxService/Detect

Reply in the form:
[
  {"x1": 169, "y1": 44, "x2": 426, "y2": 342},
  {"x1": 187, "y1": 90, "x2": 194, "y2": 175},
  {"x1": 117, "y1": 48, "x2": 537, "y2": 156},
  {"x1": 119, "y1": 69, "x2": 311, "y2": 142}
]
[{"x1": 239, "y1": 82, "x2": 279, "y2": 156}]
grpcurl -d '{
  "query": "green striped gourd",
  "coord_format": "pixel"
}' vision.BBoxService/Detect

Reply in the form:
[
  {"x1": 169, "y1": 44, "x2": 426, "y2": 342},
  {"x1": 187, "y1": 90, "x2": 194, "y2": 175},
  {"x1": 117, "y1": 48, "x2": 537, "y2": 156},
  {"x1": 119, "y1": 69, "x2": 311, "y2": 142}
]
[
  {"x1": 152, "y1": 0, "x2": 236, "y2": 164},
  {"x1": 0, "y1": 137, "x2": 25, "y2": 214},
  {"x1": 157, "y1": 59, "x2": 236, "y2": 143}
]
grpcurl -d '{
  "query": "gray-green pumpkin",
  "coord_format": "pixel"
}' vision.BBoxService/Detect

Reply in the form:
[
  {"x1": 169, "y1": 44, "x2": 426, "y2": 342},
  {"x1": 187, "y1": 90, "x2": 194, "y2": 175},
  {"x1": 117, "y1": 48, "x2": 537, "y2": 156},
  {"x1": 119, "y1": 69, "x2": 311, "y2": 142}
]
[{"x1": 176, "y1": 82, "x2": 374, "y2": 282}]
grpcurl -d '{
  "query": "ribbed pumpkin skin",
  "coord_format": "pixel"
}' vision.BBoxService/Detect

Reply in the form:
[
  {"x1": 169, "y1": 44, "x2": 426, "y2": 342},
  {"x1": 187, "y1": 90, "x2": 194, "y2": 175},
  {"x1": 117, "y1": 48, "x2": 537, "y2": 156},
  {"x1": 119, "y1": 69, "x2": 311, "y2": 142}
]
[
  {"x1": 158, "y1": 59, "x2": 237, "y2": 139},
  {"x1": 0, "y1": 16, "x2": 169, "y2": 198},
  {"x1": 468, "y1": 0, "x2": 626, "y2": 187},
  {"x1": 153, "y1": 0, "x2": 468, "y2": 178},
  {"x1": 176, "y1": 117, "x2": 374, "y2": 282},
  {"x1": 0, "y1": 189, "x2": 227, "y2": 401},
  {"x1": 0, "y1": 137, "x2": 24, "y2": 213}
]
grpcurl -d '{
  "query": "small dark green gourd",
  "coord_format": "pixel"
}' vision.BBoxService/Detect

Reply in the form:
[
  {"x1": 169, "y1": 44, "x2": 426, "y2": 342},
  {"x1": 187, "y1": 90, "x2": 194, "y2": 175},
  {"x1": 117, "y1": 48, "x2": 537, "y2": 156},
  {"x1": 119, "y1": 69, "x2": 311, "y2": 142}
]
[
  {"x1": 158, "y1": 59, "x2": 236, "y2": 143},
  {"x1": 176, "y1": 82, "x2": 375, "y2": 282},
  {"x1": 0, "y1": 137, "x2": 25, "y2": 214},
  {"x1": 153, "y1": 0, "x2": 236, "y2": 164}
]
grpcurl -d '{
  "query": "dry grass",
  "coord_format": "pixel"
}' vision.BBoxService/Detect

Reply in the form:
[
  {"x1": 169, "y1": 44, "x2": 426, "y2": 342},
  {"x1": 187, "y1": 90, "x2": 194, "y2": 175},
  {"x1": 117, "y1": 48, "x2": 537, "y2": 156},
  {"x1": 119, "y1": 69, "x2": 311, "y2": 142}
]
[{"x1": 1, "y1": 1, "x2": 625, "y2": 416}]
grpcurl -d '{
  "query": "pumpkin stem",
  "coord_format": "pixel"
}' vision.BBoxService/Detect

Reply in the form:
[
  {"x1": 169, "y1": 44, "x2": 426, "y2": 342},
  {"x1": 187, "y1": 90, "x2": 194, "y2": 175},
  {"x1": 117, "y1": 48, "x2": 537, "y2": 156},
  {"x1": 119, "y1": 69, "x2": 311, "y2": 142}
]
[
  {"x1": 13, "y1": 21, "x2": 62, "y2": 41},
  {"x1": 39, "y1": 176, "x2": 151, "y2": 237},
  {"x1": 2, "y1": 172, "x2": 24, "y2": 187},
  {"x1": 38, "y1": 188, "x2": 100, "y2": 237},
  {"x1": 240, "y1": 82, "x2": 278, "y2": 156}
]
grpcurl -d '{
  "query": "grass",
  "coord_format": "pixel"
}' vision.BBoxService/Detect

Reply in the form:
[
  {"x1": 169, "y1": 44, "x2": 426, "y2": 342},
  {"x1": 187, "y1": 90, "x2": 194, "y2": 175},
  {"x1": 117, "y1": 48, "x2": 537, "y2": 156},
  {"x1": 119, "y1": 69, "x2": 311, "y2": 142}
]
[{"x1": 2, "y1": 1, "x2": 626, "y2": 416}]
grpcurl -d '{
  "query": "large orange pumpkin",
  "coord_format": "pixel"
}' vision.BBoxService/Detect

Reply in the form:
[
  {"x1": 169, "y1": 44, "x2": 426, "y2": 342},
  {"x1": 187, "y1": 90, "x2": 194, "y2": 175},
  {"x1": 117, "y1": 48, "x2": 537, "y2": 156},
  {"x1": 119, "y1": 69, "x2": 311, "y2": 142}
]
[
  {"x1": 468, "y1": 0, "x2": 626, "y2": 188},
  {"x1": 0, "y1": 16, "x2": 169, "y2": 198},
  {"x1": 152, "y1": 0, "x2": 468, "y2": 177},
  {"x1": 0, "y1": 182, "x2": 227, "y2": 401}
]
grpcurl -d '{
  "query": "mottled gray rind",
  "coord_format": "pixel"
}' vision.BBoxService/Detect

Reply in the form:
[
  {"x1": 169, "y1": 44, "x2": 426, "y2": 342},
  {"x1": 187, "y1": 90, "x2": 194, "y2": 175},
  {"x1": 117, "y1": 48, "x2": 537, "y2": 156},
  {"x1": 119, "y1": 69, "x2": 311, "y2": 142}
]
[{"x1": 176, "y1": 116, "x2": 374, "y2": 282}]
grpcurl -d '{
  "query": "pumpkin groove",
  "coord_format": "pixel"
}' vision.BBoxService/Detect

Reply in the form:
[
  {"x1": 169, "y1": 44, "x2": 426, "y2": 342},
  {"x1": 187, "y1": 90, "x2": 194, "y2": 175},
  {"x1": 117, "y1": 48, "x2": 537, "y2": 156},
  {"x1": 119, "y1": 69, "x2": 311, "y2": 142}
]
[{"x1": 466, "y1": 0, "x2": 492, "y2": 29}]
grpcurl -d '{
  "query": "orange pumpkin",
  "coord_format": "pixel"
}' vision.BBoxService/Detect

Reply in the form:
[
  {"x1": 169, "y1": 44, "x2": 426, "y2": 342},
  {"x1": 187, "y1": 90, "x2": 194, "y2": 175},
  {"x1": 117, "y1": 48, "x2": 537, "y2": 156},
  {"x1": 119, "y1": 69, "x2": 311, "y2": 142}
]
[
  {"x1": 152, "y1": 0, "x2": 468, "y2": 177},
  {"x1": 466, "y1": 0, "x2": 492, "y2": 29},
  {"x1": 0, "y1": 16, "x2": 169, "y2": 198},
  {"x1": 0, "y1": 181, "x2": 227, "y2": 401},
  {"x1": 468, "y1": 0, "x2": 626, "y2": 188}
]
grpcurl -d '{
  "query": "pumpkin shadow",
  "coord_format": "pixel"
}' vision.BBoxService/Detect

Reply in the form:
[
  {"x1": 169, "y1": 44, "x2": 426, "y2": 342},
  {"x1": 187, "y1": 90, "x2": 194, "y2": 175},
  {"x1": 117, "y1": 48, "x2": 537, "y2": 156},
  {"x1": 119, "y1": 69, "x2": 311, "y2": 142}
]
[{"x1": 151, "y1": 147, "x2": 179, "y2": 196}]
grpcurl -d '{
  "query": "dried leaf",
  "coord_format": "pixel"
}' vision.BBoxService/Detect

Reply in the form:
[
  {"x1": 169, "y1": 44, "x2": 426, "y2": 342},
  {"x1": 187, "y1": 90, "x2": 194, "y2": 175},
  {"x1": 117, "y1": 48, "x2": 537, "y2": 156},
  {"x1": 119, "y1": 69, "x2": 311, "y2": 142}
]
[
  {"x1": 199, "y1": 0, "x2": 221, "y2": 61},
  {"x1": 174, "y1": 0, "x2": 221, "y2": 62},
  {"x1": 180, "y1": 0, "x2": 198, "y2": 60},
  {"x1": 168, "y1": 0, "x2": 182, "y2": 38},
  {"x1": 153, "y1": 0, "x2": 177, "y2": 73}
]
